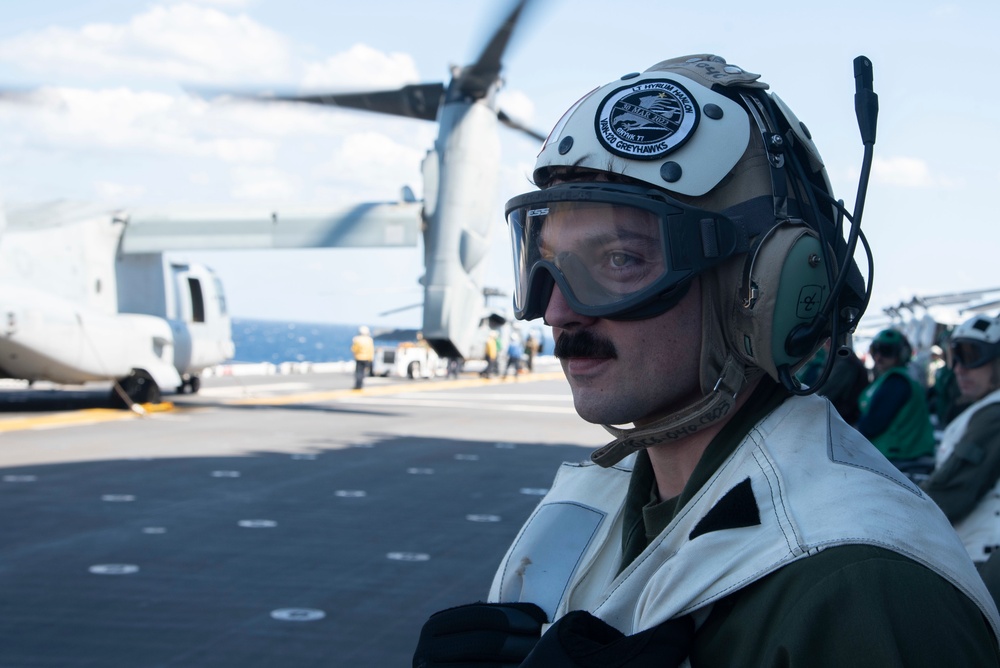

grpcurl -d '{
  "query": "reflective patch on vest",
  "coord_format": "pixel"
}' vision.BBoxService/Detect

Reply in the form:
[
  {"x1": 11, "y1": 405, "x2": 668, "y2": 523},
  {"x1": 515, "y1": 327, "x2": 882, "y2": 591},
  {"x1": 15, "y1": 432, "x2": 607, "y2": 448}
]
[
  {"x1": 496, "y1": 502, "x2": 605, "y2": 620},
  {"x1": 828, "y1": 411, "x2": 921, "y2": 495},
  {"x1": 689, "y1": 477, "x2": 761, "y2": 540}
]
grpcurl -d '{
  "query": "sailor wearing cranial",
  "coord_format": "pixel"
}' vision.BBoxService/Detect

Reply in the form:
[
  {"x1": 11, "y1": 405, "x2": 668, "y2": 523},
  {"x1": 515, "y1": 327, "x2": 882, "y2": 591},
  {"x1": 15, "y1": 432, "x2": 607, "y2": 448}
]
[
  {"x1": 412, "y1": 55, "x2": 1000, "y2": 668},
  {"x1": 507, "y1": 54, "x2": 866, "y2": 459}
]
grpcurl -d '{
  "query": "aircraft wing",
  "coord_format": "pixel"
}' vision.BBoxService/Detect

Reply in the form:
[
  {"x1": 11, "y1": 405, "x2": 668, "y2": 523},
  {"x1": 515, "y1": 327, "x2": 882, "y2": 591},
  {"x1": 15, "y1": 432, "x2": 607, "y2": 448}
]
[{"x1": 120, "y1": 201, "x2": 421, "y2": 253}]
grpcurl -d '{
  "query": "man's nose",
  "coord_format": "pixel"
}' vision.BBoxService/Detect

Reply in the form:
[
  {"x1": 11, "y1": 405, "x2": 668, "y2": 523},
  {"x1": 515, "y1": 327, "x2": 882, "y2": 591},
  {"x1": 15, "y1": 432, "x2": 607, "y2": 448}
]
[{"x1": 543, "y1": 283, "x2": 597, "y2": 329}]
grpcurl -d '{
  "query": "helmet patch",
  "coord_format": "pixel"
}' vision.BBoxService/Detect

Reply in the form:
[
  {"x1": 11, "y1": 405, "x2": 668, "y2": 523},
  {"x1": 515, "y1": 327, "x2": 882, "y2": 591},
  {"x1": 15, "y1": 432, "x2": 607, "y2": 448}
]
[{"x1": 595, "y1": 79, "x2": 700, "y2": 160}]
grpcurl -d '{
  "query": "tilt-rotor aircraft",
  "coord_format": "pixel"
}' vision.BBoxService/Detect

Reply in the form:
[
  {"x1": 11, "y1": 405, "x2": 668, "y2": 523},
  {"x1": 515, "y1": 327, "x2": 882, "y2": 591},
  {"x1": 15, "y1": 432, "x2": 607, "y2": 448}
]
[
  {"x1": 0, "y1": 0, "x2": 542, "y2": 406},
  {"x1": 0, "y1": 198, "x2": 420, "y2": 405},
  {"x1": 208, "y1": 0, "x2": 544, "y2": 360}
]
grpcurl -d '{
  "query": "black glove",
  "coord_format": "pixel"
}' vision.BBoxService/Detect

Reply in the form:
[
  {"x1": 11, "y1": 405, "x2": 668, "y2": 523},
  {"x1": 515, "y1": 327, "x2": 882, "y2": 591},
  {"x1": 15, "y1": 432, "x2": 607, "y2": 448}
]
[
  {"x1": 519, "y1": 610, "x2": 694, "y2": 668},
  {"x1": 413, "y1": 601, "x2": 548, "y2": 667}
]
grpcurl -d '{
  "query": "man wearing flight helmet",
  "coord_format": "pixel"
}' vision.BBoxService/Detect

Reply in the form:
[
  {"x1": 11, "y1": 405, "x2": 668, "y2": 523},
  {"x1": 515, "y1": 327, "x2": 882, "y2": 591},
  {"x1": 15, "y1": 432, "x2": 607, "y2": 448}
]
[
  {"x1": 923, "y1": 313, "x2": 1000, "y2": 603},
  {"x1": 856, "y1": 328, "x2": 936, "y2": 464},
  {"x1": 413, "y1": 56, "x2": 999, "y2": 666}
]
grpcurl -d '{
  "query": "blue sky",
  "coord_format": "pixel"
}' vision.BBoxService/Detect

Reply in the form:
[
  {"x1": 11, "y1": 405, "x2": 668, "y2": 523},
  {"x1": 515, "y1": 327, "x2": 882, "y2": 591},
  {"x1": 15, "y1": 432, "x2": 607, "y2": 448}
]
[{"x1": 0, "y1": 0, "x2": 997, "y2": 330}]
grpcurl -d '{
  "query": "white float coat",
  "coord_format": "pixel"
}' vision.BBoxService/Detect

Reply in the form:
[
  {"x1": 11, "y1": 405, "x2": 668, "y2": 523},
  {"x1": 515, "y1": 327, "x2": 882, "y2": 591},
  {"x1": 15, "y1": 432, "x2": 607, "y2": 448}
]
[{"x1": 489, "y1": 394, "x2": 1000, "y2": 642}]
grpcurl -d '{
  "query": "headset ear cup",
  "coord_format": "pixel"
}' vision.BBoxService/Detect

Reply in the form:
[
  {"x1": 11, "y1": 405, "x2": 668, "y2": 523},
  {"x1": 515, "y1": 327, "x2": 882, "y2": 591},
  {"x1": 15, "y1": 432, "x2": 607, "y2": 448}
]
[{"x1": 731, "y1": 222, "x2": 834, "y2": 382}]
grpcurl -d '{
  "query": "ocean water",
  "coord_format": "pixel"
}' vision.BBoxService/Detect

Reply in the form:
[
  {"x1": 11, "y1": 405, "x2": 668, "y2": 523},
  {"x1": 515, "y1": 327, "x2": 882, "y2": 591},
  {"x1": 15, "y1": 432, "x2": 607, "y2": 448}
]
[
  {"x1": 230, "y1": 318, "x2": 555, "y2": 364},
  {"x1": 231, "y1": 319, "x2": 364, "y2": 364}
]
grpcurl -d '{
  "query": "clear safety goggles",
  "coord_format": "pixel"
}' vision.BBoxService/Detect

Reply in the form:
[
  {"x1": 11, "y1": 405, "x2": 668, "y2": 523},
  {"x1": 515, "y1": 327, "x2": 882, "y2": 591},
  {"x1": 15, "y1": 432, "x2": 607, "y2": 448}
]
[{"x1": 504, "y1": 182, "x2": 741, "y2": 321}]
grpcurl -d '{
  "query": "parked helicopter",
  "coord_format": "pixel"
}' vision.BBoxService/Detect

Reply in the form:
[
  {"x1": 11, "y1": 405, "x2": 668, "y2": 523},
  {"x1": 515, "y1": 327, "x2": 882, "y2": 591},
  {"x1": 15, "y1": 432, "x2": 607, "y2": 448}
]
[{"x1": 0, "y1": 0, "x2": 543, "y2": 405}]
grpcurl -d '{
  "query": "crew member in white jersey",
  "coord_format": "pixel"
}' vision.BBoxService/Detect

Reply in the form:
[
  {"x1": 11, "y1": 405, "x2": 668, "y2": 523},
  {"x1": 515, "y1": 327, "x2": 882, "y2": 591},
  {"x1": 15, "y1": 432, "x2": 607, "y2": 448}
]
[{"x1": 413, "y1": 54, "x2": 1000, "y2": 667}]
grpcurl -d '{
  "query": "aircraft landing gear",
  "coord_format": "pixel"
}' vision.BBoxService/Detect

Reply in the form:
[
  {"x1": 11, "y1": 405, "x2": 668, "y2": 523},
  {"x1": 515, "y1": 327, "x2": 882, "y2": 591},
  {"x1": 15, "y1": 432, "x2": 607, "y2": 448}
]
[
  {"x1": 113, "y1": 369, "x2": 161, "y2": 407},
  {"x1": 176, "y1": 375, "x2": 201, "y2": 394}
]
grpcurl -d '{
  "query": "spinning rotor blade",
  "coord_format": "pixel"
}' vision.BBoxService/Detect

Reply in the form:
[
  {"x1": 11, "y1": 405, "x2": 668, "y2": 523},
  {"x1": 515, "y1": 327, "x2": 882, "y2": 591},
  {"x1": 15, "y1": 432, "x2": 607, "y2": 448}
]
[
  {"x1": 0, "y1": 88, "x2": 59, "y2": 104},
  {"x1": 190, "y1": 1, "x2": 539, "y2": 131},
  {"x1": 259, "y1": 82, "x2": 446, "y2": 122},
  {"x1": 378, "y1": 302, "x2": 424, "y2": 317},
  {"x1": 457, "y1": 0, "x2": 534, "y2": 100},
  {"x1": 497, "y1": 108, "x2": 546, "y2": 142}
]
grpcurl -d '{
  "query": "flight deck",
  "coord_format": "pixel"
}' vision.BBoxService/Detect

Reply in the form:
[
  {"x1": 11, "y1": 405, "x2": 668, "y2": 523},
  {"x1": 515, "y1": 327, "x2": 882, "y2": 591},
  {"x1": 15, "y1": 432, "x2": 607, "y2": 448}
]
[{"x1": 0, "y1": 362, "x2": 607, "y2": 667}]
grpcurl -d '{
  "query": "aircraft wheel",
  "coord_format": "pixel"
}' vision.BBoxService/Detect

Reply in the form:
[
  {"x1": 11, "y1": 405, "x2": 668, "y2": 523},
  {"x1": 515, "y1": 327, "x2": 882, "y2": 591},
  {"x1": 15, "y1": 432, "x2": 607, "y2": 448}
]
[
  {"x1": 141, "y1": 380, "x2": 162, "y2": 405},
  {"x1": 117, "y1": 370, "x2": 161, "y2": 405},
  {"x1": 176, "y1": 376, "x2": 201, "y2": 394},
  {"x1": 407, "y1": 361, "x2": 420, "y2": 379}
]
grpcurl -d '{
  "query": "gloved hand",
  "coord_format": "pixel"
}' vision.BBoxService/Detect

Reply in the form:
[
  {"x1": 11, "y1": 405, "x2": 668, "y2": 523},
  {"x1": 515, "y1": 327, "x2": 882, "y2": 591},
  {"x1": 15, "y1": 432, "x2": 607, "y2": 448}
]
[
  {"x1": 413, "y1": 601, "x2": 548, "y2": 667},
  {"x1": 520, "y1": 610, "x2": 694, "y2": 668}
]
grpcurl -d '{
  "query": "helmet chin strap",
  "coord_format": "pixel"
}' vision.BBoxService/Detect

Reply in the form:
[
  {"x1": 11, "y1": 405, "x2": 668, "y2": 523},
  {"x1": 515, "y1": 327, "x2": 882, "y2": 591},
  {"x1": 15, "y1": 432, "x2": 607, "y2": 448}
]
[{"x1": 590, "y1": 356, "x2": 753, "y2": 468}]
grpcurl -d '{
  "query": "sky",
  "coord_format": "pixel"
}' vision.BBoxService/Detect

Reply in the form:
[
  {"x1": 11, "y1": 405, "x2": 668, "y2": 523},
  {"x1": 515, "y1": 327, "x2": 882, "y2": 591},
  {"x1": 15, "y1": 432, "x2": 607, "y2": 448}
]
[{"x1": 0, "y1": 0, "x2": 997, "y2": 332}]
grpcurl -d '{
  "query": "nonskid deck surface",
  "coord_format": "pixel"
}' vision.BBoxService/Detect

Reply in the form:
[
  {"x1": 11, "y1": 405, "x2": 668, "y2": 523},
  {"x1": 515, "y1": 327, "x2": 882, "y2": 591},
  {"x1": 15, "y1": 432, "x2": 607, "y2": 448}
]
[{"x1": 0, "y1": 365, "x2": 607, "y2": 667}]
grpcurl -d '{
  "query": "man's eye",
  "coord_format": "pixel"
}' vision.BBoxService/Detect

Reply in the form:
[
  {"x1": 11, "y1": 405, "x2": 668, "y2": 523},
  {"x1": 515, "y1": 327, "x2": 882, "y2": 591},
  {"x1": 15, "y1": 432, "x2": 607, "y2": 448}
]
[{"x1": 609, "y1": 252, "x2": 637, "y2": 268}]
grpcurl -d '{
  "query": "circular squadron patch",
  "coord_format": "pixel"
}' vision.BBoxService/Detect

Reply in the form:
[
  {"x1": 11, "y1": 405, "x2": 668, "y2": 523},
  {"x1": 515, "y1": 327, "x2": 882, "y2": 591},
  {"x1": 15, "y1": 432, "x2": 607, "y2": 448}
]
[{"x1": 596, "y1": 79, "x2": 700, "y2": 160}]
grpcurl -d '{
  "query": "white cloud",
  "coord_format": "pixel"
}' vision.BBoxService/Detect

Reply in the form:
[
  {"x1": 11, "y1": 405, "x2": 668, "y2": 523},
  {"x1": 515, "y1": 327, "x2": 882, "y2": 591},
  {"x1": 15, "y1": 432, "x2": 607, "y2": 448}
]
[
  {"x1": 0, "y1": 5, "x2": 447, "y2": 211},
  {"x1": 496, "y1": 88, "x2": 536, "y2": 128},
  {"x1": 189, "y1": 0, "x2": 254, "y2": 7},
  {"x1": 188, "y1": 171, "x2": 213, "y2": 185},
  {"x1": 300, "y1": 44, "x2": 420, "y2": 90},
  {"x1": 871, "y1": 155, "x2": 959, "y2": 189},
  {"x1": 930, "y1": 4, "x2": 961, "y2": 19},
  {"x1": 229, "y1": 166, "x2": 297, "y2": 200},
  {"x1": 5, "y1": 86, "x2": 279, "y2": 163},
  {"x1": 93, "y1": 180, "x2": 146, "y2": 202},
  {"x1": 0, "y1": 3, "x2": 293, "y2": 84},
  {"x1": 314, "y1": 130, "x2": 431, "y2": 199},
  {"x1": 197, "y1": 99, "x2": 361, "y2": 138}
]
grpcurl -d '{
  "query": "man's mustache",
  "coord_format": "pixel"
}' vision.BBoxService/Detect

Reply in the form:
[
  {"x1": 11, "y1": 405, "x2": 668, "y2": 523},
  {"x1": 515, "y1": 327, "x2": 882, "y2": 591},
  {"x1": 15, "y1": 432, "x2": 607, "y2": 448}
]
[{"x1": 554, "y1": 330, "x2": 618, "y2": 359}]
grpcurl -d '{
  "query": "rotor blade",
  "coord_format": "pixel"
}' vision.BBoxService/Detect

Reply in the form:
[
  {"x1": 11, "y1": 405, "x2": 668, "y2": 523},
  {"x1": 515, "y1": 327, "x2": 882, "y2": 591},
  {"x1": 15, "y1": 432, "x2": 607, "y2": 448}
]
[
  {"x1": 271, "y1": 83, "x2": 445, "y2": 121},
  {"x1": 459, "y1": 0, "x2": 534, "y2": 99},
  {"x1": 497, "y1": 108, "x2": 547, "y2": 143},
  {"x1": 378, "y1": 302, "x2": 424, "y2": 317},
  {"x1": 964, "y1": 297, "x2": 1000, "y2": 313},
  {"x1": 0, "y1": 88, "x2": 58, "y2": 105},
  {"x1": 193, "y1": 83, "x2": 446, "y2": 122},
  {"x1": 916, "y1": 288, "x2": 1000, "y2": 307}
]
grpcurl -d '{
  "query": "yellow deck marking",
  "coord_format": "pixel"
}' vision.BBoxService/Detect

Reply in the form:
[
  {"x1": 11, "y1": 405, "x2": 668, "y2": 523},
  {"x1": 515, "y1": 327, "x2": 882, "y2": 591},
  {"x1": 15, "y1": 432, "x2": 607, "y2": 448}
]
[
  {"x1": 227, "y1": 372, "x2": 566, "y2": 406},
  {"x1": 0, "y1": 371, "x2": 567, "y2": 432},
  {"x1": 0, "y1": 403, "x2": 174, "y2": 433}
]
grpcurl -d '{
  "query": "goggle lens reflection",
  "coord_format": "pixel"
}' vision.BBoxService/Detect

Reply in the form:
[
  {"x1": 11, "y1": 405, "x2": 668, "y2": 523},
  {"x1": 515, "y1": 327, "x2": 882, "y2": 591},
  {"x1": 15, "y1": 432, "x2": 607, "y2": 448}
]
[
  {"x1": 506, "y1": 182, "x2": 743, "y2": 321},
  {"x1": 513, "y1": 201, "x2": 668, "y2": 310}
]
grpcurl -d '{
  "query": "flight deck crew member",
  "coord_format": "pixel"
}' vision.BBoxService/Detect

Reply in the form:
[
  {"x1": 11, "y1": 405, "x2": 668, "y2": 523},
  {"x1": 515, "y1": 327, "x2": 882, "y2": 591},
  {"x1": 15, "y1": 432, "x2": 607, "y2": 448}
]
[
  {"x1": 504, "y1": 333, "x2": 525, "y2": 379},
  {"x1": 351, "y1": 325, "x2": 374, "y2": 390},
  {"x1": 923, "y1": 313, "x2": 1000, "y2": 603},
  {"x1": 856, "y1": 328, "x2": 936, "y2": 465},
  {"x1": 413, "y1": 55, "x2": 1000, "y2": 667}
]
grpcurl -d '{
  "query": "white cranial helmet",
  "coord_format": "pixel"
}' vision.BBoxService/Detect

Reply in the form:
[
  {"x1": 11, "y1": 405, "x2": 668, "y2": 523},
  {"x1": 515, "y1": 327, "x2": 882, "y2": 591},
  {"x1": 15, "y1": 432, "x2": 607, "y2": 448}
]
[
  {"x1": 950, "y1": 314, "x2": 1000, "y2": 369},
  {"x1": 510, "y1": 55, "x2": 872, "y2": 466}
]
